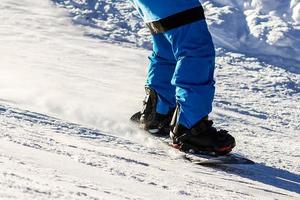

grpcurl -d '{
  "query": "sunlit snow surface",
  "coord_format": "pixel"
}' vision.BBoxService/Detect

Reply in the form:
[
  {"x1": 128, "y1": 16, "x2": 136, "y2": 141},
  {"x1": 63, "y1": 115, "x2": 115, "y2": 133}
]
[
  {"x1": 0, "y1": 0, "x2": 299, "y2": 199},
  {"x1": 51, "y1": 0, "x2": 300, "y2": 72}
]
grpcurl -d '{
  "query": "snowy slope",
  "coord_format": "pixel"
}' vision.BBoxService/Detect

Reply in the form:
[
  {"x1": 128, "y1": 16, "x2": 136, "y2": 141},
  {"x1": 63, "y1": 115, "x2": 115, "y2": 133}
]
[
  {"x1": 0, "y1": 0, "x2": 300, "y2": 199},
  {"x1": 202, "y1": 0, "x2": 300, "y2": 69},
  {"x1": 51, "y1": 0, "x2": 300, "y2": 72}
]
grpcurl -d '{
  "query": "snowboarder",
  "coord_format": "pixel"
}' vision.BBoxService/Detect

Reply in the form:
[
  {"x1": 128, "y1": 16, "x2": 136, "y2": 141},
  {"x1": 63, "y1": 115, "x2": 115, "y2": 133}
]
[{"x1": 129, "y1": 0, "x2": 236, "y2": 155}]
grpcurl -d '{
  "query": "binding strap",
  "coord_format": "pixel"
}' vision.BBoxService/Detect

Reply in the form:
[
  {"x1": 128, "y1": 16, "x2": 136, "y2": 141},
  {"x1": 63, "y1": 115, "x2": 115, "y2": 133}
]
[{"x1": 146, "y1": 6, "x2": 206, "y2": 34}]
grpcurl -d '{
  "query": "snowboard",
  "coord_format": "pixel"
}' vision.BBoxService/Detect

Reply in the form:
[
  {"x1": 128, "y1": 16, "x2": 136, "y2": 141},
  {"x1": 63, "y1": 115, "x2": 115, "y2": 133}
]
[
  {"x1": 130, "y1": 116, "x2": 254, "y2": 165},
  {"x1": 155, "y1": 135, "x2": 255, "y2": 165},
  {"x1": 184, "y1": 151, "x2": 255, "y2": 165}
]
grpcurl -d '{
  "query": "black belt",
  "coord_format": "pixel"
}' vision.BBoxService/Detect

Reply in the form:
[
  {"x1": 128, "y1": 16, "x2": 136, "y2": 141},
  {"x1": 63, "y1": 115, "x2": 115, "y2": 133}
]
[{"x1": 146, "y1": 6, "x2": 206, "y2": 35}]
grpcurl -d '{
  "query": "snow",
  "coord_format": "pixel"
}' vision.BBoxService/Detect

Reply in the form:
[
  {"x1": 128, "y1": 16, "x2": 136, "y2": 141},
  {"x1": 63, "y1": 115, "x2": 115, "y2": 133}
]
[
  {"x1": 50, "y1": 0, "x2": 300, "y2": 72},
  {"x1": 202, "y1": 0, "x2": 300, "y2": 71},
  {"x1": 0, "y1": 0, "x2": 299, "y2": 199}
]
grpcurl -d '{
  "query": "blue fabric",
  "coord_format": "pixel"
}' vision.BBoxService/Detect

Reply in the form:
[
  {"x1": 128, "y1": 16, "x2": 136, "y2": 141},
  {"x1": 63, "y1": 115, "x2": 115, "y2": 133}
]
[
  {"x1": 128, "y1": 0, "x2": 200, "y2": 22},
  {"x1": 146, "y1": 20, "x2": 216, "y2": 128}
]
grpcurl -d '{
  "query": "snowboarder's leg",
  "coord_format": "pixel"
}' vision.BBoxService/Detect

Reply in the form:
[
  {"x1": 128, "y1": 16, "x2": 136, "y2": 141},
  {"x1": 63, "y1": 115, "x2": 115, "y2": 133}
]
[
  {"x1": 146, "y1": 33, "x2": 177, "y2": 115},
  {"x1": 131, "y1": 33, "x2": 176, "y2": 134},
  {"x1": 163, "y1": 20, "x2": 235, "y2": 154},
  {"x1": 164, "y1": 20, "x2": 216, "y2": 128}
]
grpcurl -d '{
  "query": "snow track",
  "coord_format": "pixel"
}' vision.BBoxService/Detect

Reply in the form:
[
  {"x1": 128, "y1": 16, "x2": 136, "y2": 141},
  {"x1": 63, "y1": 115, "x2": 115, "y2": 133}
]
[{"x1": 1, "y1": 105, "x2": 299, "y2": 200}]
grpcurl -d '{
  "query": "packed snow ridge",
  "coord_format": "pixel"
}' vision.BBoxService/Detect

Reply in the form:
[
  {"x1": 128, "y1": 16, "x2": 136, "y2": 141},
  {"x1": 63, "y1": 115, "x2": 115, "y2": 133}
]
[{"x1": 52, "y1": 0, "x2": 300, "y2": 72}]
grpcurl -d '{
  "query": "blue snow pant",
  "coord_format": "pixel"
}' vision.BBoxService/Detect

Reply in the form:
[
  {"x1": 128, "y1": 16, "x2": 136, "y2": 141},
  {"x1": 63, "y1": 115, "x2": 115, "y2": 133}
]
[{"x1": 146, "y1": 20, "x2": 216, "y2": 129}]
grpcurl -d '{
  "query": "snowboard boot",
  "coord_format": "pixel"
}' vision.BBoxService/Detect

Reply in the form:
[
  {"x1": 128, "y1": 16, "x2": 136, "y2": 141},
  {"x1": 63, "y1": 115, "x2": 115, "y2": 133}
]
[
  {"x1": 131, "y1": 87, "x2": 174, "y2": 135},
  {"x1": 170, "y1": 106, "x2": 236, "y2": 155}
]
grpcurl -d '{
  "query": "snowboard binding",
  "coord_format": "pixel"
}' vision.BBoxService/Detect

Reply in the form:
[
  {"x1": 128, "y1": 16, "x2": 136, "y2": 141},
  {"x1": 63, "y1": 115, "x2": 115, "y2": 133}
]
[
  {"x1": 131, "y1": 87, "x2": 174, "y2": 135},
  {"x1": 170, "y1": 106, "x2": 236, "y2": 155}
]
